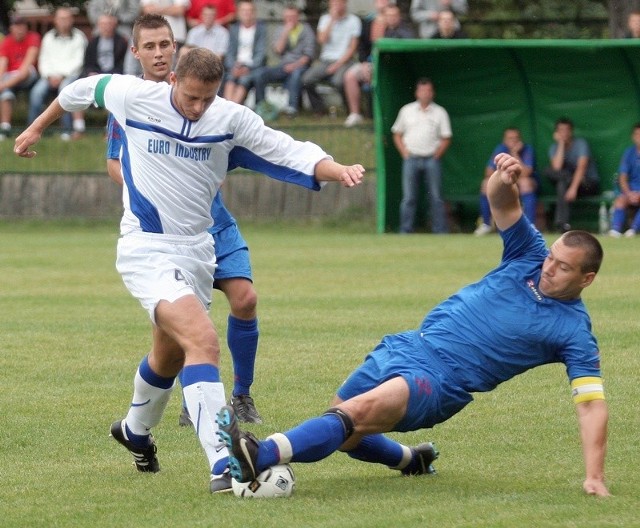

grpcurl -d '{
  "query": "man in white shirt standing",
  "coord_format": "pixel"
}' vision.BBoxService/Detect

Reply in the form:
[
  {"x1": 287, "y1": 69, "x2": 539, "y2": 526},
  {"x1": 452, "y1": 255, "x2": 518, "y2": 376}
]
[
  {"x1": 27, "y1": 7, "x2": 87, "y2": 140},
  {"x1": 392, "y1": 77, "x2": 452, "y2": 233}
]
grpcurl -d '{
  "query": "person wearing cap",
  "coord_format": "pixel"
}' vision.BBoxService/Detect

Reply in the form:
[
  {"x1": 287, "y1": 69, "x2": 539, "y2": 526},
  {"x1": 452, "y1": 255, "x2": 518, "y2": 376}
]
[{"x1": 0, "y1": 14, "x2": 41, "y2": 140}]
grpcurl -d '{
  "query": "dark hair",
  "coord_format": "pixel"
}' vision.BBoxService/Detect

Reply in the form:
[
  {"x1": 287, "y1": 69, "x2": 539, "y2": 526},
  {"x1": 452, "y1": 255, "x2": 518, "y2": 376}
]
[
  {"x1": 632, "y1": 122, "x2": 640, "y2": 131},
  {"x1": 133, "y1": 14, "x2": 174, "y2": 47},
  {"x1": 416, "y1": 77, "x2": 433, "y2": 88},
  {"x1": 175, "y1": 47, "x2": 224, "y2": 83},
  {"x1": 561, "y1": 230, "x2": 604, "y2": 274},
  {"x1": 555, "y1": 117, "x2": 574, "y2": 130}
]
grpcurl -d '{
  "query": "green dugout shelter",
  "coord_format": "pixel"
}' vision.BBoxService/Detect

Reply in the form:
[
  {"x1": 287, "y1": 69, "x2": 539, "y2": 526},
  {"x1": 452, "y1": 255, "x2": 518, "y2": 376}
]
[{"x1": 372, "y1": 39, "x2": 640, "y2": 233}]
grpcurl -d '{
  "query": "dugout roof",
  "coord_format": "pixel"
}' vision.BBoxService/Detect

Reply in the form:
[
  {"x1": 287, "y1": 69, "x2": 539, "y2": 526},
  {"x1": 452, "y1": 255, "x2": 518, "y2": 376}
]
[{"x1": 373, "y1": 39, "x2": 640, "y2": 233}]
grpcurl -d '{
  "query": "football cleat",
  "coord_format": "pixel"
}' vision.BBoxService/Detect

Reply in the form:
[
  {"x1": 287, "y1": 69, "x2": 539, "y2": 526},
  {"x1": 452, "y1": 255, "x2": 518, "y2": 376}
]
[
  {"x1": 110, "y1": 419, "x2": 160, "y2": 473},
  {"x1": 216, "y1": 405, "x2": 260, "y2": 482},
  {"x1": 401, "y1": 442, "x2": 439, "y2": 476},
  {"x1": 230, "y1": 394, "x2": 263, "y2": 424},
  {"x1": 209, "y1": 470, "x2": 233, "y2": 493}
]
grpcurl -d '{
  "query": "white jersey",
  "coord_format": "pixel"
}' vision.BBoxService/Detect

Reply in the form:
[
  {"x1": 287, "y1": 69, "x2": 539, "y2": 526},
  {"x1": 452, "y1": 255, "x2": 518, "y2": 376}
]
[{"x1": 59, "y1": 74, "x2": 330, "y2": 236}]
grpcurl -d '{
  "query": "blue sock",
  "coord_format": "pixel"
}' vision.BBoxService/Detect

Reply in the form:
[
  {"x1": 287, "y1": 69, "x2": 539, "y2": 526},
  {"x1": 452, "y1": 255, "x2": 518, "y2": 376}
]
[
  {"x1": 124, "y1": 423, "x2": 152, "y2": 448},
  {"x1": 521, "y1": 192, "x2": 537, "y2": 224},
  {"x1": 227, "y1": 315, "x2": 259, "y2": 397},
  {"x1": 631, "y1": 209, "x2": 640, "y2": 231},
  {"x1": 345, "y1": 434, "x2": 405, "y2": 467},
  {"x1": 479, "y1": 194, "x2": 491, "y2": 225},
  {"x1": 612, "y1": 208, "x2": 626, "y2": 232},
  {"x1": 181, "y1": 364, "x2": 220, "y2": 386},
  {"x1": 212, "y1": 457, "x2": 229, "y2": 475},
  {"x1": 256, "y1": 414, "x2": 347, "y2": 471}
]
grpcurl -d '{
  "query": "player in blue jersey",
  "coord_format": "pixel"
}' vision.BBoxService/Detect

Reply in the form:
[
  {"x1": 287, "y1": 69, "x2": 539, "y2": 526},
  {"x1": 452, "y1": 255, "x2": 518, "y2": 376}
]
[
  {"x1": 15, "y1": 47, "x2": 365, "y2": 495},
  {"x1": 475, "y1": 127, "x2": 537, "y2": 235},
  {"x1": 105, "y1": 14, "x2": 263, "y2": 426},
  {"x1": 217, "y1": 153, "x2": 610, "y2": 498},
  {"x1": 608, "y1": 123, "x2": 640, "y2": 238}
]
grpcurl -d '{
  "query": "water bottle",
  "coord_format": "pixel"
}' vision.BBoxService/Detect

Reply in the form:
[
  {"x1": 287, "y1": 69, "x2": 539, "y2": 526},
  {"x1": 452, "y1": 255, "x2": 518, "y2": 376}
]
[{"x1": 598, "y1": 201, "x2": 608, "y2": 234}]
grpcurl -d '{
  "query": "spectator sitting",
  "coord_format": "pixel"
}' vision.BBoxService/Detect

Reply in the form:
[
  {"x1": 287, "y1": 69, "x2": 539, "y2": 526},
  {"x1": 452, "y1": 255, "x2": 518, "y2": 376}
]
[
  {"x1": 544, "y1": 117, "x2": 600, "y2": 233},
  {"x1": 608, "y1": 123, "x2": 640, "y2": 238},
  {"x1": 222, "y1": 0, "x2": 267, "y2": 104},
  {"x1": 181, "y1": 4, "x2": 230, "y2": 61},
  {"x1": 475, "y1": 127, "x2": 537, "y2": 235},
  {"x1": 410, "y1": 0, "x2": 468, "y2": 39},
  {"x1": 252, "y1": 4, "x2": 315, "y2": 119},
  {"x1": 0, "y1": 15, "x2": 40, "y2": 141},
  {"x1": 186, "y1": 0, "x2": 236, "y2": 29},
  {"x1": 302, "y1": 0, "x2": 361, "y2": 116},
  {"x1": 342, "y1": 0, "x2": 387, "y2": 128},
  {"x1": 28, "y1": 7, "x2": 88, "y2": 141},
  {"x1": 86, "y1": 0, "x2": 141, "y2": 75},
  {"x1": 343, "y1": 1, "x2": 414, "y2": 128},
  {"x1": 382, "y1": 2, "x2": 416, "y2": 39},
  {"x1": 431, "y1": 8, "x2": 468, "y2": 38},
  {"x1": 140, "y1": 0, "x2": 190, "y2": 52},
  {"x1": 82, "y1": 14, "x2": 129, "y2": 77}
]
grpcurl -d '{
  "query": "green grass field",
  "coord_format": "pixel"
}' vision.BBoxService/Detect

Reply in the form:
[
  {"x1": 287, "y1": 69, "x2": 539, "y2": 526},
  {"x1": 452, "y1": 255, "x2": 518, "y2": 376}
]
[{"x1": 1, "y1": 220, "x2": 638, "y2": 527}]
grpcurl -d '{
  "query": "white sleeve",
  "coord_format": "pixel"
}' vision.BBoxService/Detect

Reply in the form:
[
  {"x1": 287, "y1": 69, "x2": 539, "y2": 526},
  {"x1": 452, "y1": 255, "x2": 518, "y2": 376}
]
[{"x1": 58, "y1": 75, "x2": 107, "y2": 112}]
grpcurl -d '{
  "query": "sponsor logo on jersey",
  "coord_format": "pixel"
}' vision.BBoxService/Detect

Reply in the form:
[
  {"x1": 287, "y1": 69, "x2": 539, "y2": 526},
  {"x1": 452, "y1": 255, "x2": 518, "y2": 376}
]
[{"x1": 526, "y1": 279, "x2": 543, "y2": 301}]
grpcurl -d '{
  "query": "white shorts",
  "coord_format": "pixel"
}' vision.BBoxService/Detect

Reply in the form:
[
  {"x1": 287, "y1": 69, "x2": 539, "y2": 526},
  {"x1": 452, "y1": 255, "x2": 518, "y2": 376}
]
[{"x1": 116, "y1": 231, "x2": 217, "y2": 323}]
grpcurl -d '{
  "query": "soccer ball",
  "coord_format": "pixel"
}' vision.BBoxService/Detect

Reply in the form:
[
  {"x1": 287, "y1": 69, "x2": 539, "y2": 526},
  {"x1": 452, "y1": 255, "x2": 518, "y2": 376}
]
[{"x1": 231, "y1": 464, "x2": 296, "y2": 498}]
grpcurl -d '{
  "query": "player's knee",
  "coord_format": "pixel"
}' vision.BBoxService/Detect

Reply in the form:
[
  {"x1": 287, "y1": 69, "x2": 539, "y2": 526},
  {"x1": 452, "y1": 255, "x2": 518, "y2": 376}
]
[
  {"x1": 323, "y1": 407, "x2": 355, "y2": 440},
  {"x1": 231, "y1": 286, "x2": 258, "y2": 318}
]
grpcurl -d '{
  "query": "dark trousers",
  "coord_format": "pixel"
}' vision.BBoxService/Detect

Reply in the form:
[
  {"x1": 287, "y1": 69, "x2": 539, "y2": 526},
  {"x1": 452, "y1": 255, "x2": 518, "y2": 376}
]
[{"x1": 545, "y1": 167, "x2": 599, "y2": 227}]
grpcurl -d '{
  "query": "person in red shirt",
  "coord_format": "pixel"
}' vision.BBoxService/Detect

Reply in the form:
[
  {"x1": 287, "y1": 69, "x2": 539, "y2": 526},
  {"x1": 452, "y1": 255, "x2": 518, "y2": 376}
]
[
  {"x1": 186, "y1": 0, "x2": 236, "y2": 29},
  {"x1": 0, "y1": 15, "x2": 40, "y2": 139}
]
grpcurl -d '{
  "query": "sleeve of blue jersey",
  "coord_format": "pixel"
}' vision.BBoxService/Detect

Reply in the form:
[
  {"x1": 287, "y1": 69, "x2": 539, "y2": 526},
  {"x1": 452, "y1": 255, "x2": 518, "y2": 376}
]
[
  {"x1": 106, "y1": 113, "x2": 123, "y2": 160},
  {"x1": 499, "y1": 214, "x2": 547, "y2": 264}
]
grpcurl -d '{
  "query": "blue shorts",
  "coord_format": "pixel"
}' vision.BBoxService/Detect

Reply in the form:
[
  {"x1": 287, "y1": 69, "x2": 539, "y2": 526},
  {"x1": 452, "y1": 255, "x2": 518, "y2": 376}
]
[
  {"x1": 336, "y1": 331, "x2": 473, "y2": 432},
  {"x1": 211, "y1": 222, "x2": 253, "y2": 286}
]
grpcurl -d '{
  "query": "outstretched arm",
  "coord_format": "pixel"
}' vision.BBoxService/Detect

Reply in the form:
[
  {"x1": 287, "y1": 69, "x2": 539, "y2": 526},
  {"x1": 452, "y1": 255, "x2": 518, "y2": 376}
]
[
  {"x1": 576, "y1": 399, "x2": 609, "y2": 497},
  {"x1": 14, "y1": 98, "x2": 66, "y2": 158},
  {"x1": 485, "y1": 153, "x2": 523, "y2": 231},
  {"x1": 314, "y1": 159, "x2": 365, "y2": 188}
]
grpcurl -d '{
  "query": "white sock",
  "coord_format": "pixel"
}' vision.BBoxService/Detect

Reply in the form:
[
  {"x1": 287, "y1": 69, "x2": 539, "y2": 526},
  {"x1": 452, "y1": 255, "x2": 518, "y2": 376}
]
[
  {"x1": 183, "y1": 381, "x2": 229, "y2": 473},
  {"x1": 73, "y1": 118, "x2": 85, "y2": 132},
  {"x1": 125, "y1": 369, "x2": 175, "y2": 436}
]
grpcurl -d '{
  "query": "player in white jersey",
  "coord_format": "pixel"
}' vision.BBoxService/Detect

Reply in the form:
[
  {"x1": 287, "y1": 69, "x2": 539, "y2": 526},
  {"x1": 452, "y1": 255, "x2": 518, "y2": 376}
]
[
  {"x1": 106, "y1": 14, "x2": 264, "y2": 430},
  {"x1": 14, "y1": 47, "x2": 365, "y2": 494}
]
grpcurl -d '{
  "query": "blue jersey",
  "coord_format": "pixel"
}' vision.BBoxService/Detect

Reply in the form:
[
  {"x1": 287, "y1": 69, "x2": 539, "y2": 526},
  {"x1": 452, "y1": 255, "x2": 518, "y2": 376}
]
[
  {"x1": 487, "y1": 143, "x2": 537, "y2": 182},
  {"x1": 617, "y1": 145, "x2": 640, "y2": 192},
  {"x1": 419, "y1": 216, "x2": 601, "y2": 393}
]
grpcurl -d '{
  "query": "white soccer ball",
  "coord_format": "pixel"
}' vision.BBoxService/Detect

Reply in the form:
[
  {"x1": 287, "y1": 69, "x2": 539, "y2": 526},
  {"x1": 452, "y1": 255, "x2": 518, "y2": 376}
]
[{"x1": 231, "y1": 464, "x2": 296, "y2": 498}]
